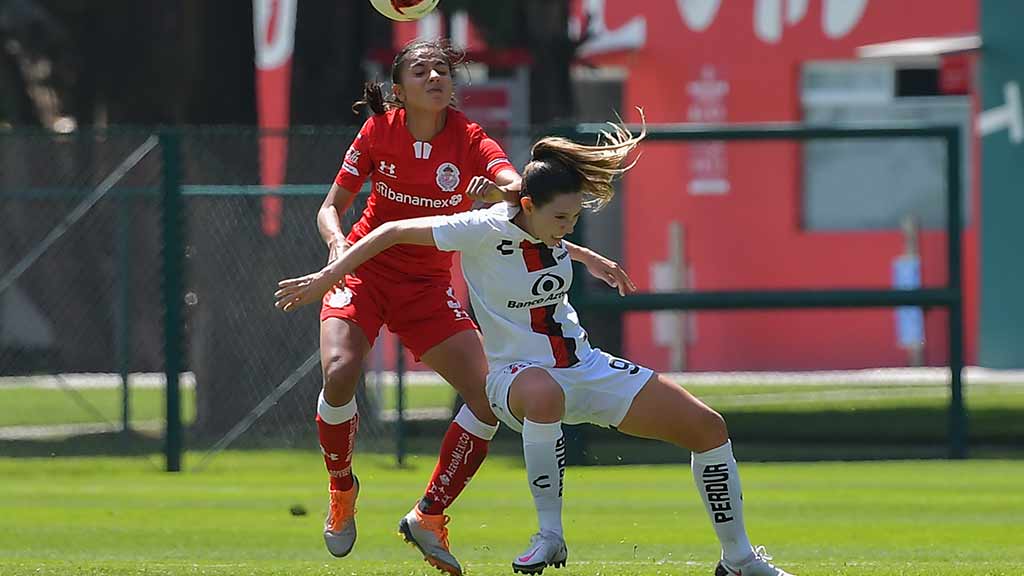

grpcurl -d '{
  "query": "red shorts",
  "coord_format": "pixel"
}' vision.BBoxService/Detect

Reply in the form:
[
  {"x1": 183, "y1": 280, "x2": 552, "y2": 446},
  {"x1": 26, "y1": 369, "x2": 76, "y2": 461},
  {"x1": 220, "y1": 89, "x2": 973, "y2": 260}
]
[{"x1": 319, "y1": 265, "x2": 477, "y2": 360}]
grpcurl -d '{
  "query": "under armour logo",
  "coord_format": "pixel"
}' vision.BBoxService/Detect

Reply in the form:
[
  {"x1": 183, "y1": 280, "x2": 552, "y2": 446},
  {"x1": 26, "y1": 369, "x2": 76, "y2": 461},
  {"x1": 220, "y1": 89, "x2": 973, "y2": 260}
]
[{"x1": 378, "y1": 161, "x2": 397, "y2": 177}]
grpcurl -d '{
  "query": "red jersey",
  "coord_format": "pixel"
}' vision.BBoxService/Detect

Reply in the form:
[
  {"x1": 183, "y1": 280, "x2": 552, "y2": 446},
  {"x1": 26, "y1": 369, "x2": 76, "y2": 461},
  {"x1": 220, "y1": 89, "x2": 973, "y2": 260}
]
[{"x1": 335, "y1": 107, "x2": 514, "y2": 280}]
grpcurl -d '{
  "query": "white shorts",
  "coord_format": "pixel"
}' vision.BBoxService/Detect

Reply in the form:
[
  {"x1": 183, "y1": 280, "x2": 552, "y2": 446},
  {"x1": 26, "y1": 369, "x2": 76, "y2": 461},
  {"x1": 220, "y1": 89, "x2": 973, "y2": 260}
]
[{"x1": 486, "y1": 348, "x2": 654, "y2": 433}]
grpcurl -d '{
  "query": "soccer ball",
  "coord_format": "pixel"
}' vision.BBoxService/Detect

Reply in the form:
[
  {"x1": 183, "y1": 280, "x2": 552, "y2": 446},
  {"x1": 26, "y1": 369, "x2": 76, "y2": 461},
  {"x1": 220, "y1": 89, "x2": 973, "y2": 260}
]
[{"x1": 369, "y1": 0, "x2": 440, "y2": 22}]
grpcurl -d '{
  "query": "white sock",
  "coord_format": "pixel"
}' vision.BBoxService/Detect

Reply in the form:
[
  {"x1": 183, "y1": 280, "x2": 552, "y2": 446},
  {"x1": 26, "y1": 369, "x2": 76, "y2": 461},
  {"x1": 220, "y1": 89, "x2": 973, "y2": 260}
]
[
  {"x1": 691, "y1": 440, "x2": 754, "y2": 564},
  {"x1": 454, "y1": 404, "x2": 499, "y2": 440},
  {"x1": 522, "y1": 419, "x2": 565, "y2": 537},
  {"x1": 317, "y1": 390, "x2": 357, "y2": 425}
]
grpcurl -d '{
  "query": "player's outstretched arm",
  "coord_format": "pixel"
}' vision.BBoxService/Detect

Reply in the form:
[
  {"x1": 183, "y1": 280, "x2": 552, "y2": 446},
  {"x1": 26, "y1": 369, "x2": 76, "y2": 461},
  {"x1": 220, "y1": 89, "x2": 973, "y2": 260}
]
[
  {"x1": 275, "y1": 217, "x2": 439, "y2": 312},
  {"x1": 563, "y1": 242, "x2": 638, "y2": 297}
]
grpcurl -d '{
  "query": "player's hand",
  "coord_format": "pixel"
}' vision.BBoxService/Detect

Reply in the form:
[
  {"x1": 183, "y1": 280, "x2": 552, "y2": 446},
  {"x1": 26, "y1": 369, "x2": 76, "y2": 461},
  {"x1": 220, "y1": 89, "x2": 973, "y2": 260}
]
[
  {"x1": 465, "y1": 176, "x2": 505, "y2": 203},
  {"x1": 583, "y1": 252, "x2": 637, "y2": 296},
  {"x1": 275, "y1": 271, "x2": 335, "y2": 312}
]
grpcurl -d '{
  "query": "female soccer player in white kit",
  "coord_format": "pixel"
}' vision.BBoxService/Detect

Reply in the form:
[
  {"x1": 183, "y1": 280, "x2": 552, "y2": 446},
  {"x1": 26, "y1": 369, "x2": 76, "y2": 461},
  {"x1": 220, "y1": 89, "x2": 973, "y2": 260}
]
[{"x1": 276, "y1": 120, "x2": 795, "y2": 576}]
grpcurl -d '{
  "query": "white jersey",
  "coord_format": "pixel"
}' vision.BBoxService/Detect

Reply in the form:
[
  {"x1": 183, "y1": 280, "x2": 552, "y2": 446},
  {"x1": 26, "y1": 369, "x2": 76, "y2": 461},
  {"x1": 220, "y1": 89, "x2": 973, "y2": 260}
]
[{"x1": 432, "y1": 203, "x2": 591, "y2": 370}]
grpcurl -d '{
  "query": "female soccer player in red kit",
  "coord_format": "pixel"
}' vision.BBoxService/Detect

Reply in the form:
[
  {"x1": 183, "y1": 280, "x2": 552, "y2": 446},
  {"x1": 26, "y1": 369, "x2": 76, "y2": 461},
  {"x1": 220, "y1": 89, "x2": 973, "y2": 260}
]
[{"x1": 313, "y1": 39, "x2": 633, "y2": 575}]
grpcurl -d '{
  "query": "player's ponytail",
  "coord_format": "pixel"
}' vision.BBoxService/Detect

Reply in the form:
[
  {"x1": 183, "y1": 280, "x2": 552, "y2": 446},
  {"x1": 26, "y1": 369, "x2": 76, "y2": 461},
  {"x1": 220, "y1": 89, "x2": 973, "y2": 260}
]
[
  {"x1": 352, "y1": 81, "x2": 396, "y2": 115},
  {"x1": 524, "y1": 111, "x2": 646, "y2": 212}
]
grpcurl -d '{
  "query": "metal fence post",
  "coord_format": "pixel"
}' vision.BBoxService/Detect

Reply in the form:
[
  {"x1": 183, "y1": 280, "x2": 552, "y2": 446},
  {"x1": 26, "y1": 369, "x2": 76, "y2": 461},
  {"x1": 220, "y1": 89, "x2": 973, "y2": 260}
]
[
  {"x1": 116, "y1": 186, "x2": 133, "y2": 433},
  {"x1": 160, "y1": 130, "x2": 185, "y2": 472},
  {"x1": 946, "y1": 127, "x2": 967, "y2": 459},
  {"x1": 396, "y1": 336, "x2": 406, "y2": 466}
]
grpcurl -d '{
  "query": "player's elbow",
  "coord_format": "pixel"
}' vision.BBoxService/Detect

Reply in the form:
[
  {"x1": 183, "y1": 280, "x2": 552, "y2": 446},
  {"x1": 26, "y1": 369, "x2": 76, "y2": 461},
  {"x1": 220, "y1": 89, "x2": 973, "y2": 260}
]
[
  {"x1": 375, "y1": 221, "x2": 414, "y2": 249},
  {"x1": 316, "y1": 204, "x2": 331, "y2": 228},
  {"x1": 375, "y1": 222, "x2": 400, "y2": 244},
  {"x1": 372, "y1": 220, "x2": 436, "y2": 248}
]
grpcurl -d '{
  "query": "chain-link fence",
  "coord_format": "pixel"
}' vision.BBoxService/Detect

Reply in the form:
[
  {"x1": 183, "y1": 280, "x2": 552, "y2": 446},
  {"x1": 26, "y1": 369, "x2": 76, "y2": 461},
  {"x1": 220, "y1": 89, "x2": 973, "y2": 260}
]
[
  {"x1": 0, "y1": 125, "x2": 547, "y2": 469},
  {"x1": 0, "y1": 129, "x2": 166, "y2": 461},
  {"x1": 178, "y1": 128, "x2": 381, "y2": 457},
  {"x1": 4, "y1": 125, "x2": 1022, "y2": 470},
  {"x1": 0, "y1": 127, "x2": 431, "y2": 467}
]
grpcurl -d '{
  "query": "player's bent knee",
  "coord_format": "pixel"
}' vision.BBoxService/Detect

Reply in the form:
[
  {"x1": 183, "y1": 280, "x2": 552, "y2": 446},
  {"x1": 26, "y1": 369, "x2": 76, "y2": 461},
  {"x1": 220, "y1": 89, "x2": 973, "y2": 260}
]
[
  {"x1": 321, "y1": 354, "x2": 362, "y2": 402},
  {"x1": 523, "y1": 399, "x2": 564, "y2": 423},
  {"x1": 689, "y1": 408, "x2": 728, "y2": 451},
  {"x1": 510, "y1": 369, "x2": 565, "y2": 423},
  {"x1": 522, "y1": 389, "x2": 564, "y2": 423},
  {"x1": 462, "y1": 395, "x2": 498, "y2": 425},
  {"x1": 705, "y1": 408, "x2": 728, "y2": 440}
]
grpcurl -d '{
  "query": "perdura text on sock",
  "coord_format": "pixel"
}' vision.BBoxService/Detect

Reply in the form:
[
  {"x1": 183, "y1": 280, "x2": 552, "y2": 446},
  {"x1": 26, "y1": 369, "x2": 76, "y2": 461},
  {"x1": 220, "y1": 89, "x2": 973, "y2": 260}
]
[
  {"x1": 702, "y1": 463, "x2": 734, "y2": 523},
  {"x1": 555, "y1": 436, "x2": 566, "y2": 497}
]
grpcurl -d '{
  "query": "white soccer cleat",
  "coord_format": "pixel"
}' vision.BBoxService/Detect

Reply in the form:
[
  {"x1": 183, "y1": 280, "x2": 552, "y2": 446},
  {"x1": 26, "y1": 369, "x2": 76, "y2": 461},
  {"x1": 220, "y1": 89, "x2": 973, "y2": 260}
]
[
  {"x1": 512, "y1": 532, "x2": 568, "y2": 574},
  {"x1": 398, "y1": 506, "x2": 463, "y2": 576},
  {"x1": 323, "y1": 475, "x2": 359, "y2": 557},
  {"x1": 715, "y1": 546, "x2": 795, "y2": 576}
]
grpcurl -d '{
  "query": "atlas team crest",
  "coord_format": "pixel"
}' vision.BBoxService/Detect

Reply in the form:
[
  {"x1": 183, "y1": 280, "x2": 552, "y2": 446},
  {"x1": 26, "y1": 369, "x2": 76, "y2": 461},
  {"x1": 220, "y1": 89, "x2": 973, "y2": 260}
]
[{"x1": 436, "y1": 162, "x2": 460, "y2": 193}]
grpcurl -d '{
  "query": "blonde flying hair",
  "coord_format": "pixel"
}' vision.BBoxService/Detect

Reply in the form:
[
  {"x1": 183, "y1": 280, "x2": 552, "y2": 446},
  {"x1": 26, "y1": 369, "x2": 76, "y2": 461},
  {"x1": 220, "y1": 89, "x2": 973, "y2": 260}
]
[{"x1": 523, "y1": 110, "x2": 646, "y2": 212}]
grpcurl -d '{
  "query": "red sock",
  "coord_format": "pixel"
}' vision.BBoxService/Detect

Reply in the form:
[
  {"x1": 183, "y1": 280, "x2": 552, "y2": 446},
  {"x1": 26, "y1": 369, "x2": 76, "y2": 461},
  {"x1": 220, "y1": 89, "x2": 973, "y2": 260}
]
[
  {"x1": 317, "y1": 412, "x2": 359, "y2": 491},
  {"x1": 419, "y1": 421, "x2": 490, "y2": 515}
]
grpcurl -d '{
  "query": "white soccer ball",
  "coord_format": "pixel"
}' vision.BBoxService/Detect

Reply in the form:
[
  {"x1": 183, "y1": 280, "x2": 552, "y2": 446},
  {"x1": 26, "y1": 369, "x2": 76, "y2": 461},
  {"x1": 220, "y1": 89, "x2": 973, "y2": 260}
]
[{"x1": 369, "y1": 0, "x2": 440, "y2": 22}]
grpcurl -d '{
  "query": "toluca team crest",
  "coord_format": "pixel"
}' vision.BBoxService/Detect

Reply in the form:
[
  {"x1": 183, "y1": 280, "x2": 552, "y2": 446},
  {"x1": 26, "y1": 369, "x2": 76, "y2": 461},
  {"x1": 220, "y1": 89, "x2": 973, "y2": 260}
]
[{"x1": 436, "y1": 162, "x2": 461, "y2": 193}]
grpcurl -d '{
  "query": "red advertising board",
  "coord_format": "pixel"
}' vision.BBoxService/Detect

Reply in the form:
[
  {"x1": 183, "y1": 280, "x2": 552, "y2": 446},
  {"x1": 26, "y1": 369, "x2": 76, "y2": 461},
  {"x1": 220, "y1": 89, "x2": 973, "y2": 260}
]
[
  {"x1": 577, "y1": 0, "x2": 978, "y2": 370},
  {"x1": 385, "y1": 2, "x2": 980, "y2": 371}
]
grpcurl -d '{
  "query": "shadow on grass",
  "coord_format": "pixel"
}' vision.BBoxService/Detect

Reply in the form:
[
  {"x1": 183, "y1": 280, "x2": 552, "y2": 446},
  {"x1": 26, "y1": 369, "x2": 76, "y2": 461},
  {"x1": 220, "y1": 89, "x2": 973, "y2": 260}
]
[
  {"x1": 0, "y1": 429, "x2": 165, "y2": 458},
  {"x1": 567, "y1": 405, "x2": 1024, "y2": 464}
]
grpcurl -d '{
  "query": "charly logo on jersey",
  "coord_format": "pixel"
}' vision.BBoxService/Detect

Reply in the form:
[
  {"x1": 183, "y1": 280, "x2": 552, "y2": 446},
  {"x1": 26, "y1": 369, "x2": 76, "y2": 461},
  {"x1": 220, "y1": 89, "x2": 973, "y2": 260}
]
[
  {"x1": 508, "y1": 272, "x2": 569, "y2": 309},
  {"x1": 436, "y1": 162, "x2": 460, "y2": 193},
  {"x1": 496, "y1": 239, "x2": 514, "y2": 255}
]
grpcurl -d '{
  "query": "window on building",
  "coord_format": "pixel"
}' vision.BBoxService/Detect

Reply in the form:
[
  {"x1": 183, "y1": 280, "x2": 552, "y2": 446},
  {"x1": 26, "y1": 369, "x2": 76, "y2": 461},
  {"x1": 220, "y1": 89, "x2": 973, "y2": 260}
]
[{"x1": 801, "y1": 60, "x2": 970, "y2": 231}]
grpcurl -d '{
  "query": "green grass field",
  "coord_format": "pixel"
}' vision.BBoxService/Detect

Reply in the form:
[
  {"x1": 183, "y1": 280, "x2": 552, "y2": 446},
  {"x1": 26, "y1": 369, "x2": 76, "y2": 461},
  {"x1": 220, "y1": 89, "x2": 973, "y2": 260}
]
[
  {"x1": 4, "y1": 379, "x2": 1023, "y2": 450},
  {"x1": 4, "y1": 378, "x2": 1024, "y2": 425},
  {"x1": 0, "y1": 387, "x2": 197, "y2": 428},
  {"x1": 1, "y1": 451, "x2": 1022, "y2": 575}
]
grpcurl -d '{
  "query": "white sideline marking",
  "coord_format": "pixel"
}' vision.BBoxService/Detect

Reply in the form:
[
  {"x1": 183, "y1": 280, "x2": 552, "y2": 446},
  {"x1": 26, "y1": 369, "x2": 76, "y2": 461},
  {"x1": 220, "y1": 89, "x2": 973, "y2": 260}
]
[
  {"x1": 4, "y1": 367, "x2": 1024, "y2": 390},
  {"x1": 0, "y1": 372, "x2": 197, "y2": 390},
  {"x1": 0, "y1": 420, "x2": 162, "y2": 440}
]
